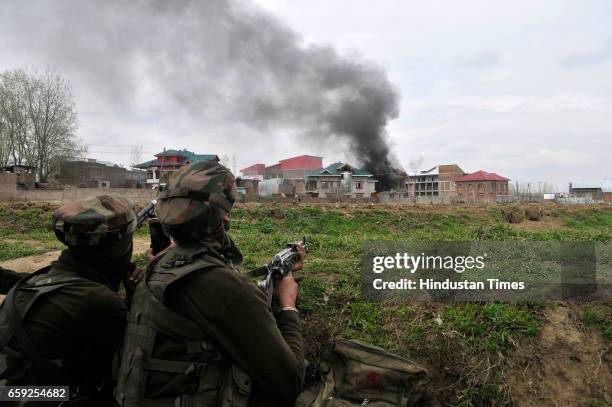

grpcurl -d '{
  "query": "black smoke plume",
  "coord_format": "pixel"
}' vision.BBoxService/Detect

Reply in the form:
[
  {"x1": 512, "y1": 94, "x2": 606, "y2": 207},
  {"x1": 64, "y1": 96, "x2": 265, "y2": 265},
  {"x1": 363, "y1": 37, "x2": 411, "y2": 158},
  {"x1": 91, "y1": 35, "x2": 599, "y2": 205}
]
[{"x1": 0, "y1": 0, "x2": 403, "y2": 188}]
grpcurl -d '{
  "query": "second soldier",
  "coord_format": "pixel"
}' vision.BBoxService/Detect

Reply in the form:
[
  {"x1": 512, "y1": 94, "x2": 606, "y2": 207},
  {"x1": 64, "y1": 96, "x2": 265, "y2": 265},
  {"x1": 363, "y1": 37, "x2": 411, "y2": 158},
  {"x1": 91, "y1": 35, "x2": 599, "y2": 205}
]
[{"x1": 116, "y1": 160, "x2": 305, "y2": 407}]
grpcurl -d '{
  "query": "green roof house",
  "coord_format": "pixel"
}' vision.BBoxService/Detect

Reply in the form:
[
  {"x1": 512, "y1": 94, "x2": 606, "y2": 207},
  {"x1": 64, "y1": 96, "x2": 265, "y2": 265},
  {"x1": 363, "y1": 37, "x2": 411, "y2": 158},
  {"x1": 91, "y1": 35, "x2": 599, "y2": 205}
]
[
  {"x1": 305, "y1": 162, "x2": 377, "y2": 198},
  {"x1": 135, "y1": 148, "x2": 219, "y2": 185}
]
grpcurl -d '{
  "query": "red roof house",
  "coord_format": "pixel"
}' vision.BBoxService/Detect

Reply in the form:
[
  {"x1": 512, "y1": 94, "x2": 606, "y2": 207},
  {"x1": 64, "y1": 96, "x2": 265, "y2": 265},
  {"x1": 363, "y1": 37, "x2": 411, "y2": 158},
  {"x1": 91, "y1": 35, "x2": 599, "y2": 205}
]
[
  {"x1": 455, "y1": 170, "x2": 510, "y2": 202},
  {"x1": 240, "y1": 163, "x2": 266, "y2": 177},
  {"x1": 241, "y1": 155, "x2": 324, "y2": 180},
  {"x1": 279, "y1": 155, "x2": 322, "y2": 171}
]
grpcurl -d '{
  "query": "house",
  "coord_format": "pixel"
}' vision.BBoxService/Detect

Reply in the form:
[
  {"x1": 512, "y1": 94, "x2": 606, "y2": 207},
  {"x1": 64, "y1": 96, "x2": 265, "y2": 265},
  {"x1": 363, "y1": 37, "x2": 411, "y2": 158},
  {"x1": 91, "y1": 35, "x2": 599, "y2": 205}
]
[
  {"x1": 406, "y1": 164, "x2": 465, "y2": 199},
  {"x1": 455, "y1": 170, "x2": 510, "y2": 202},
  {"x1": 54, "y1": 159, "x2": 146, "y2": 188},
  {"x1": 135, "y1": 149, "x2": 219, "y2": 186},
  {"x1": 55, "y1": 159, "x2": 130, "y2": 188},
  {"x1": 264, "y1": 163, "x2": 283, "y2": 179},
  {"x1": 277, "y1": 155, "x2": 323, "y2": 179},
  {"x1": 240, "y1": 163, "x2": 265, "y2": 179},
  {"x1": 0, "y1": 165, "x2": 36, "y2": 189},
  {"x1": 306, "y1": 162, "x2": 377, "y2": 198},
  {"x1": 242, "y1": 155, "x2": 323, "y2": 180},
  {"x1": 569, "y1": 181, "x2": 612, "y2": 202}
]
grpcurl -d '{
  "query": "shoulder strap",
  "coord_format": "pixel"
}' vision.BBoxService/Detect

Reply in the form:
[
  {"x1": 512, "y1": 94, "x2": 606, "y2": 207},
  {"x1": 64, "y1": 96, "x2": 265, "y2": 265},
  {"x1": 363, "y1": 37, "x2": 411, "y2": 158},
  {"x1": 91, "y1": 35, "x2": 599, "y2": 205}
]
[{"x1": 147, "y1": 246, "x2": 227, "y2": 301}]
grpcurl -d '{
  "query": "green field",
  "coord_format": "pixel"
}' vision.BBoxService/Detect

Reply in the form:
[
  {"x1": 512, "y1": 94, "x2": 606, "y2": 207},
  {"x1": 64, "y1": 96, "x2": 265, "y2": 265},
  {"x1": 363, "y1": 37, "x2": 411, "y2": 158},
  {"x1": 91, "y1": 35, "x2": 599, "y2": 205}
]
[{"x1": 1, "y1": 201, "x2": 611, "y2": 405}]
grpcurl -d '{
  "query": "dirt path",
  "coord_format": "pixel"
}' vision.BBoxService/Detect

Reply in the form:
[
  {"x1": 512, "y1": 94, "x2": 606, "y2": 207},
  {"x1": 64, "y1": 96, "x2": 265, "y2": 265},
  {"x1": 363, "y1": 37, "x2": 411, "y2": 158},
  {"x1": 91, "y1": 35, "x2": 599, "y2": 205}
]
[
  {"x1": 0, "y1": 237, "x2": 151, "y2": 274},
  {"x1": 0, "y1": 237, "x2": 151, "y2": 302},
  {"x1": 506, "y1": 303, "x2": 611, "y2": 406}
]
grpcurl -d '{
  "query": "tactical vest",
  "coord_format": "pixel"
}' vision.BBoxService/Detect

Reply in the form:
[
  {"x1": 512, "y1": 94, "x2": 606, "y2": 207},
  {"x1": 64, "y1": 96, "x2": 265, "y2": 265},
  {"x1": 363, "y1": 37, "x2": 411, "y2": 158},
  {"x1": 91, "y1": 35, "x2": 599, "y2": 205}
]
[
  {"x1": 115, "y1": 246, "x2": 252, "y2": 407},
  {"x1": 0, "y1": 266, "x2": 83, "y2": 385}
]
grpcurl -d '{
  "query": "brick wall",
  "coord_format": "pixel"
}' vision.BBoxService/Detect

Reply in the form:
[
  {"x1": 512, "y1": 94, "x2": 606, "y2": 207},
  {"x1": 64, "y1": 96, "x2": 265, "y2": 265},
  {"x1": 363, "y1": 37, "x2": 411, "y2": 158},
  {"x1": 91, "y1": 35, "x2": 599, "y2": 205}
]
[{"x1": 456, "y1": 181, "x2": 509, "y2": 202}]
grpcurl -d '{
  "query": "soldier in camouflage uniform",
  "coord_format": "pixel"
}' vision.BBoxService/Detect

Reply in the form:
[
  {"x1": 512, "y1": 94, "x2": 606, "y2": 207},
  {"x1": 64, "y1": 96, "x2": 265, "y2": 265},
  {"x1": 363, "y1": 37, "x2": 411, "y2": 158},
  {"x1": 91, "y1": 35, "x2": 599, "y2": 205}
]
[
  {"x1": 116, "y1": 160, "x2": 305, "y2": 407},
  {"x1": 0, "y1": 194, "x2": 139, "y2": 406}
]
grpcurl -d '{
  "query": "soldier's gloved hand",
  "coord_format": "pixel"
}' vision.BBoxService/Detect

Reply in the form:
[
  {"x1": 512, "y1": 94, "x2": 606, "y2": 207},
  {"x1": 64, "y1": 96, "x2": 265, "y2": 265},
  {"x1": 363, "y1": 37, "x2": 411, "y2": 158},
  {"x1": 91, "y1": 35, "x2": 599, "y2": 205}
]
[
  {"x1": 274, "y1": 271, "x2": 299, "y2": 309},
  {"x1": 290, "y1": 243, "x2": 306, "y2": 272}
]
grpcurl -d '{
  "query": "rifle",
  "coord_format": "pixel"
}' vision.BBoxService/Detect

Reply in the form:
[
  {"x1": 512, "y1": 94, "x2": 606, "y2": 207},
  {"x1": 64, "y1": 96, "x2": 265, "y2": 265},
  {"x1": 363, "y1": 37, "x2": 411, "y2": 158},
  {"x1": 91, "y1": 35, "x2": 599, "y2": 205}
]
[
  {"x1": 248, "y1": 237, "x2": 308, "y2": 304},
  {"x1": 136, "y1": 199, "x2": 171, "y2": 255}
]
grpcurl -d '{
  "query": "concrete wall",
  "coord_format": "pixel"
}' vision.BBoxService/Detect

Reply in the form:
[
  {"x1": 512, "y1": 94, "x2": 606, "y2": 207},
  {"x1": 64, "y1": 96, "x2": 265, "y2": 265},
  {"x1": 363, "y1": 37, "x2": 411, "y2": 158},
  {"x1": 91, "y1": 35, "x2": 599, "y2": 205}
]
[
  {"x1": 0, "y1": 187, "x2": 156, "y2": 204},
  {"x1": 258, "y1": 178, "x2": 296, "y2": 197}
]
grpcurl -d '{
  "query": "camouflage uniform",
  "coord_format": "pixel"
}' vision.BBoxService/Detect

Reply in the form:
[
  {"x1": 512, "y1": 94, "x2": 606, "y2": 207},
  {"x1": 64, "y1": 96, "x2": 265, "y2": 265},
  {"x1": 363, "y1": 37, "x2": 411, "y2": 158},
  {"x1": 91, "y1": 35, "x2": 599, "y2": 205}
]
[
  {"x1": 0, "y1": 194, "x2": 137, "y2": 406},
  {"x1": 116, "y1": 161, "x2": 304, "y2": 407}
]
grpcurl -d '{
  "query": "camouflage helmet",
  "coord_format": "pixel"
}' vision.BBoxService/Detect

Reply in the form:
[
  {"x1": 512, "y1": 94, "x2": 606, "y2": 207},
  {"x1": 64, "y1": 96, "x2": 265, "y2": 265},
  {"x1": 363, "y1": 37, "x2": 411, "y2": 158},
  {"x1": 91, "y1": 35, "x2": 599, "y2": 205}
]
[
  {"x1": 52, "y1": 194, "x2": 137, "y2": 248},
  {"x1": 155, "y1": 160, "x2": 237, "y2": 239}
]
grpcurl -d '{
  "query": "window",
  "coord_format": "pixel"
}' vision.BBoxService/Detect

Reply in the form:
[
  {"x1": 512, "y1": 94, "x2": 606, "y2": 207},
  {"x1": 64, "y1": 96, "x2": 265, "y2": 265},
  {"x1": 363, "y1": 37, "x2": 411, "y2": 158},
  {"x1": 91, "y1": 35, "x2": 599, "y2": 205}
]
[
  {"x1": 355, "y1": 181, "x2": 363, "y2": 190},
  {"x1": 307, "y1": 180, "x2": 317, "y2": 191},
  {"x1": 321, "y1": 181, "x2": 328, "y2": 189}
]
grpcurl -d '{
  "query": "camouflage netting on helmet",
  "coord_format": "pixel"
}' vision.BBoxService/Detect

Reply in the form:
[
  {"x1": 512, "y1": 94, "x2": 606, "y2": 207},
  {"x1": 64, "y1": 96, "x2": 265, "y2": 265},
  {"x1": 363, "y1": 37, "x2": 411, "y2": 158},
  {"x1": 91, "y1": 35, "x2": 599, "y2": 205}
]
[
  {"x1": 155, "y1": 160, "x2": 237, "y2": 243},
  {"x1": 53, "y1": 194, "x2": 137, "y2": 248}
]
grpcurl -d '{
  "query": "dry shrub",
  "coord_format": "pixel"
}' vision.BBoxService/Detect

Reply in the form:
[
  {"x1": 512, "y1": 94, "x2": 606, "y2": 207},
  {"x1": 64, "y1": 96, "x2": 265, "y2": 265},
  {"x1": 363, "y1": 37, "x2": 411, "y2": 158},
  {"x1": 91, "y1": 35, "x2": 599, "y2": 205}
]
[
  {"x1": 501, "y1": 205, "x2": 525, "y2": 223},
  {"x1": 525, "y1": 207, "x2": 543, "y2": 221}
]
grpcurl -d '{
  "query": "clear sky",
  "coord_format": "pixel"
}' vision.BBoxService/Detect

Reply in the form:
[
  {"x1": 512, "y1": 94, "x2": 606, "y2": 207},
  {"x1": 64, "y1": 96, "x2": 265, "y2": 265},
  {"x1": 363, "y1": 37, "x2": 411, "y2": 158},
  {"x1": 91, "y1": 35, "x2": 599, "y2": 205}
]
[{"x1": 1, "y1": 0, "x2": 611, "y2": 190}]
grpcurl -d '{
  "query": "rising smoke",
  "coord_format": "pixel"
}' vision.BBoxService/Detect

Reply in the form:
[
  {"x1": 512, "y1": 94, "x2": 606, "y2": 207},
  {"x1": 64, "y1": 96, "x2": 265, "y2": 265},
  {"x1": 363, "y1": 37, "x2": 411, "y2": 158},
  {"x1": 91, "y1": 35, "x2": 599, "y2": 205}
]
[{"x1": 0, "y1": 0, "x2": 403, "y2": 188}]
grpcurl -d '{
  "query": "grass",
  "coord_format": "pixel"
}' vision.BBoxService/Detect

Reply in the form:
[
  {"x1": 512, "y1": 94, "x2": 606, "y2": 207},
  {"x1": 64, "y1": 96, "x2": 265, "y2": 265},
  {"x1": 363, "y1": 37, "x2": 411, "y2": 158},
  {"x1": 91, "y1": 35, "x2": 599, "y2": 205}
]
[
  {"x1": 442, "y1": 303, "x2": 538, "y2": 353},
  {"x1": 582, "y1": 305, "x2": 612, "y2": 342},
  {"x1": 0, "y1": 240, "x2": 51, "y2": 260},
  {"x1": 1, "y1": 201, "x2": 611, "y2": 405}
]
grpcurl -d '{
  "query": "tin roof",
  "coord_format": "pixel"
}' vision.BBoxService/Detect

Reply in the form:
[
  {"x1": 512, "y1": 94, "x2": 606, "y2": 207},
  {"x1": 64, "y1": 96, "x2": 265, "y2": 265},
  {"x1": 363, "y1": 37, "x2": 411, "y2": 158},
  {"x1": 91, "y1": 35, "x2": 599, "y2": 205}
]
[{"x1": 571, "y1": 181, "x2": 612, "y2": 193}]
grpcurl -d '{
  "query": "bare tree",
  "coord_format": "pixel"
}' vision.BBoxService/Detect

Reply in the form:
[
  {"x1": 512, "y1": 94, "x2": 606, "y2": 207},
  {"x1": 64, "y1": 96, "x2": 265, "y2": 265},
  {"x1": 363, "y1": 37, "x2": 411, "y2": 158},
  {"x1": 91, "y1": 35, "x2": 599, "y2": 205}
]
[
  {"x1": 0, "y1": 69, "x2": 29, "y2": 167},
  {"x1": 0, "y1": 68, "x2": 81, "y2": 181},
  {"x1": 130, "y1": 144, "x2": 143, "y2": 169},
  {"x1": 0, "y1": 116, "x2": 10, "y2": 167}
]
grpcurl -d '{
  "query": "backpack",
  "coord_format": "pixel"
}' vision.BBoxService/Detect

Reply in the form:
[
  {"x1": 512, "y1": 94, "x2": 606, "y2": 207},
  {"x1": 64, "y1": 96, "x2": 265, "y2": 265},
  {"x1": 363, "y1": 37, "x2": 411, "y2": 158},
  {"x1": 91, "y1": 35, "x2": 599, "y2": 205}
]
[
  {"x1": 296, "y1": 339, "x2": 428, "y2": 407},
  {"x1": 0, "y1": 266, "x2": 82, "y2": 385},
  {"x1": 115, "y1": 245, "x2": 251, "y2": 407}
]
